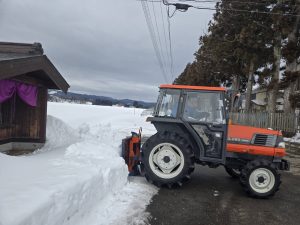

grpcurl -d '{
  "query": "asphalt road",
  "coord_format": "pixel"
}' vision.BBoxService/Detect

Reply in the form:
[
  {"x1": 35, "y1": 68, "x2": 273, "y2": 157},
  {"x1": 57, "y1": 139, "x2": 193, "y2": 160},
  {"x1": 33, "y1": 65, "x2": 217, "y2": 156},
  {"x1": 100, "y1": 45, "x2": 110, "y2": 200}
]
[{"x1": 146, "y1": 164, "x2": 300, "y2": 225}]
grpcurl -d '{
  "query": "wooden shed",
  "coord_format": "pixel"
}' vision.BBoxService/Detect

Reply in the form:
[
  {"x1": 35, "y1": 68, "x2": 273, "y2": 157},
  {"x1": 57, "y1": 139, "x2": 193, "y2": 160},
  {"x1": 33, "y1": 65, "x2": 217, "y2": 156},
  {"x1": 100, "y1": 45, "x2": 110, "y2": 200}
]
[{"x1": 0, "y1": 42, "x2": 69, "y2": 154}]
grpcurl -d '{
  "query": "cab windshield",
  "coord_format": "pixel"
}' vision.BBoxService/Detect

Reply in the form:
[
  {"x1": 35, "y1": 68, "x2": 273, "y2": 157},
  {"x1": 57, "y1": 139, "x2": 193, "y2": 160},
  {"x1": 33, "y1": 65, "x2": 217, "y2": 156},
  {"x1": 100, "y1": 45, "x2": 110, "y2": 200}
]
[{"x1": 155, "y1": 89, "x2": 180, "y2": 118}]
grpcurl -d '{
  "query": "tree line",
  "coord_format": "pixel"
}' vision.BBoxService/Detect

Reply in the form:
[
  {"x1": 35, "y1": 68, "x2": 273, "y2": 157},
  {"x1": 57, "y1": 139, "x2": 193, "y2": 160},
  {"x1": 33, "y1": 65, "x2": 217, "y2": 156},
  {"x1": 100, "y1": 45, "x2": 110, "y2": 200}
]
[{"x1": 174, "y1": 0, "x2": 300, "y2": 113}]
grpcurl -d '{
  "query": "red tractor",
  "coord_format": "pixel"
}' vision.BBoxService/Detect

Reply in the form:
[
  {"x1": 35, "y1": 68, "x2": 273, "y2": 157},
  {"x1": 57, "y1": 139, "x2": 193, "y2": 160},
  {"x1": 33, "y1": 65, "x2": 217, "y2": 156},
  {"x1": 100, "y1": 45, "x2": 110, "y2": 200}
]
[{"x1": 122, "y1": 84, "x2": 289, "y2": 198}]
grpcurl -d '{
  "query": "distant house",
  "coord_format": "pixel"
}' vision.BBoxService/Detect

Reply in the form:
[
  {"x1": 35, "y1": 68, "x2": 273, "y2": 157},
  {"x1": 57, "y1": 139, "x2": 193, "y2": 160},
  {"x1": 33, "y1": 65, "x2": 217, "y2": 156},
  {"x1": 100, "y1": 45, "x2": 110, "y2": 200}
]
[
  {"x1": 233, "y1": 87, "x2": 284, "y2": 112},
  {"x1": 250, "y1": 88, "x2": 268, "y2": 111},
  {"x1": 250, "y1": 88, "x2": 284, "y2": 112},
  {"x1": 0, "y1": 42, "x2": 69, "y2": 154}
]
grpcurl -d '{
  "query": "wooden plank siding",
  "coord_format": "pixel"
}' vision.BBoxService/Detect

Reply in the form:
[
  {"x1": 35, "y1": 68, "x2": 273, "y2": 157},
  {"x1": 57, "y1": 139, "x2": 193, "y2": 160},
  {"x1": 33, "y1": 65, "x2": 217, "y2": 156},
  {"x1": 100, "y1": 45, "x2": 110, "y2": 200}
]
[
  {"x1": 0, "y1": 125, "x2": 12, "y2": 142},
  {"x1": 39, "y1": 87, "x2": 48, "y2": 143},
  {"x1": 0, "y1": 82, "x2": 47, "y2": 144},
  {"x1": 230, "y1": 112, "x2": 299, "y2": 133}
]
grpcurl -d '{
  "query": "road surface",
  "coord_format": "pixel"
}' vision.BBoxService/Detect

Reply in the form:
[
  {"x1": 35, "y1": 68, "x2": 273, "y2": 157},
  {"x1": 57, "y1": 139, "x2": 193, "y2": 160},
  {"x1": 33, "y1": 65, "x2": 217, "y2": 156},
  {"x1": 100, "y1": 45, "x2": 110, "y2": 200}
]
[{"x1": 146, "y1": 162, "x2": 300, "y2": 225}]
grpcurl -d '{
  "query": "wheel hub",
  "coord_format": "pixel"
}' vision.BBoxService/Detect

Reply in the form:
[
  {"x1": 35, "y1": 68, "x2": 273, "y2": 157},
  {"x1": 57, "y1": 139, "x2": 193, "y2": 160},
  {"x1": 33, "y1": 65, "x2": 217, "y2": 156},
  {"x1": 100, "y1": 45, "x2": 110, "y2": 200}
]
[
  {"x1": 257, "y1": 176, "x2": 266, "y2": 184},
  {"x1": 148, "y1": 143, "x2": 185, "y2": 179},
  {"x1": 249, "y1": 168, "x2": 275, "y2": 194},
  {"x1": 163, "y1": 156, "x2": 171, "y2": 163},
  {"x1": 156, "y1": 148, "x2": 177, "y2": 170}
]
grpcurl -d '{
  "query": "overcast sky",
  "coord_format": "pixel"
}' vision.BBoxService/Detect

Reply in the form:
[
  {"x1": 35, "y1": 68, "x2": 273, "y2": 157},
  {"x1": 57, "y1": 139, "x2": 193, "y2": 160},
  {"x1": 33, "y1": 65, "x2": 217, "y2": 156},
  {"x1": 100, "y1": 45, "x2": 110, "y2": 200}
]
[{"x1": 0, "y1": 0, "x2": 214, "y2": 102}]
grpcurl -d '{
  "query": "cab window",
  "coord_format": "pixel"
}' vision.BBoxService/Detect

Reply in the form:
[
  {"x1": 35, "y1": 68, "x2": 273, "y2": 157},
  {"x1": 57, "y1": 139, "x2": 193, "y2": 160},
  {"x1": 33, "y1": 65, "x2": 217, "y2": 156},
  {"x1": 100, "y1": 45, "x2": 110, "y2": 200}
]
[
  {"x1": 156, "y1": 90, "x2": 180, "y2": 118},
  {"x1": 183, "y1": 92, "x2": 224, "y2": 124}
]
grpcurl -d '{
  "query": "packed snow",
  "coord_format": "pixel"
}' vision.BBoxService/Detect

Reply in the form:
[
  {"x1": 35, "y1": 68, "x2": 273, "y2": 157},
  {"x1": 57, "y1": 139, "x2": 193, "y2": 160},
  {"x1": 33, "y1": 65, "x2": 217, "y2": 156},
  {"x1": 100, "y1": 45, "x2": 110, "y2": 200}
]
[
  {"x1": 0, "y1": 103, "x2": 158, "y2": 225},
  {"x1": 284, "y1": 132, "x2": 300, "y2": 144}
]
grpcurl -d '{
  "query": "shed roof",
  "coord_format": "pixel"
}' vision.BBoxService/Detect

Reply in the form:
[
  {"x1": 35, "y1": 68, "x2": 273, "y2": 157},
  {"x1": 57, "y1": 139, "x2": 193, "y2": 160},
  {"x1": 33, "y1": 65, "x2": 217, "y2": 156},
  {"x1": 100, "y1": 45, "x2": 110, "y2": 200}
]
[{"x1": 0, "y1": 42, "x2": 69, "y2": 92}]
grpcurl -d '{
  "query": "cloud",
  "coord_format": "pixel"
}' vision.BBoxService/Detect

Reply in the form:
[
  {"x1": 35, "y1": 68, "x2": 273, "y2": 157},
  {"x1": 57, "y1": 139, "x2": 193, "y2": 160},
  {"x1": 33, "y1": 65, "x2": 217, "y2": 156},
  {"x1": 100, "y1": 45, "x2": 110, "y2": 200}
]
[
  {"x1": 0, "y1": 0, "x2": 5, "y2": 18},
  {"x1": 0, "y1": 0, "x2": 213, "y2": 101}
]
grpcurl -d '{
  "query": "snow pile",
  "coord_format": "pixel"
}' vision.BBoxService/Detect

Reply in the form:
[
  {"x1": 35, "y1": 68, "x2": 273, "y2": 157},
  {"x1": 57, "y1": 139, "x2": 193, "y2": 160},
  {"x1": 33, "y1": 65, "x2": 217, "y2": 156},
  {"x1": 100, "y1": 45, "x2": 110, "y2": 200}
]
[
  {"x1": 41, "y1": 115, "x2": 80, "y2": 151},
  {"x1": 0, "y1": 103, "x2": 157, "y2": 225},
  {"x1": 75, "y1": 177, "x2": 157, "y2": 225},
  {"x1": 284, "y1": 132, "x2": 300, "y2": 143}
]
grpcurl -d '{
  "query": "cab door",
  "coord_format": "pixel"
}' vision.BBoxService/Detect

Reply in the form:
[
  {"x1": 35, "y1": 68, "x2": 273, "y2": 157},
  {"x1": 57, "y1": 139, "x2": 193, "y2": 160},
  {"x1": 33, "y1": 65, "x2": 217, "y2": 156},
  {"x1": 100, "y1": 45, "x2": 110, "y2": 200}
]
[{"x1": 181, "y1": 90, "x2": 228, "y2": 164}]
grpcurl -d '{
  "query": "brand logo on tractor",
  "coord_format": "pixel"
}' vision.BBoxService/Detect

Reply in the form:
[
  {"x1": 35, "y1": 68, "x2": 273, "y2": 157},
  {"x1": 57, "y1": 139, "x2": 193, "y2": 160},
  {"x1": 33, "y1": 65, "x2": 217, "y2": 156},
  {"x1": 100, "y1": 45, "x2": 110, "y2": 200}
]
[{"x1": 227, "y1": 137, "x2": 250, "y2": 144}]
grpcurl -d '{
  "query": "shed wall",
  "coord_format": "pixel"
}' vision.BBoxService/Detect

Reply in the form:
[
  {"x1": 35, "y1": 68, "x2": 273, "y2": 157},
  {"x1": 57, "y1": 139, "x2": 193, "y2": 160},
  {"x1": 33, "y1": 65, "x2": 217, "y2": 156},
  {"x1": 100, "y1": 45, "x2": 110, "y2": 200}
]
[{"x1": 0, "y1": 84, "x2": 47, "y2": 146}]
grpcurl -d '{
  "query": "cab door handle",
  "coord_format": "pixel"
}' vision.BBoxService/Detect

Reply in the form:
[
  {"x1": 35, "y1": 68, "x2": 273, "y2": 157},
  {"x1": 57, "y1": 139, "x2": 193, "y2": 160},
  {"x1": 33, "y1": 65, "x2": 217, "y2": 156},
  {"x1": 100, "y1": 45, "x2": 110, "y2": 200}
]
[{"x1": 212, "y1": 124, "x2": 223, "y2": 128}]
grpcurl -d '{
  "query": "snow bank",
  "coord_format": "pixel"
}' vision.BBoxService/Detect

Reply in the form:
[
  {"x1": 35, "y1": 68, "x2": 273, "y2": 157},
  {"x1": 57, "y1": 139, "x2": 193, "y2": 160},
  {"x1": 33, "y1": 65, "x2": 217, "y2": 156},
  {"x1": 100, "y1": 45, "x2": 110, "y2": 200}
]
[
  {"x1": 0, "y1": 103, "x2": 157, "y2": 225},
  {"x1": 40, "y1": 115, "x2": 80, "y2": 151},
  {"x1": 284, "y1": 132, "x2": 300, "y2": 143}
]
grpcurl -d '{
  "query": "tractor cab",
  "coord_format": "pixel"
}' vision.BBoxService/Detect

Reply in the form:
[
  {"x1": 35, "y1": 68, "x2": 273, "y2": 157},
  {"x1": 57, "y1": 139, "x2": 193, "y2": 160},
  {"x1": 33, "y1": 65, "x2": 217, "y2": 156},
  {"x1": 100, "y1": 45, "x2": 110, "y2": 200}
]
[{"x1": 148, "y1": 84, "x2": 228, "y2": 165}]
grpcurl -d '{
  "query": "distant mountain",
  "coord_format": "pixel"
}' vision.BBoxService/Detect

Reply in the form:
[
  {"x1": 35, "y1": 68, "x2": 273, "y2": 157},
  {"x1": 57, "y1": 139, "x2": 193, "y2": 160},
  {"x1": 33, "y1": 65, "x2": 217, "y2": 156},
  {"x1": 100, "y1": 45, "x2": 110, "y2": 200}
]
[{"x1": 48, "y1": 91, "x2": 155, "y2": 109}]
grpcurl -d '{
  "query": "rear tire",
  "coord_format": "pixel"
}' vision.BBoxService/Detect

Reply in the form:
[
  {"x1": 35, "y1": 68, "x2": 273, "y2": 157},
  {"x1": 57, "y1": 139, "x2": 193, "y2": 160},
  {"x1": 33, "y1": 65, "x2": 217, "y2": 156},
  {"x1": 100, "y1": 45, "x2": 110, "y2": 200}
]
[
  {"x1": 225, "y1": 166, "x2": 240, "y2": 178},
  {"x1": 240, "y1": 160, "x2": 281, "y2": 198},
  {"x1": 141, "y1": 132, "x2": 195, "y2": 188}
]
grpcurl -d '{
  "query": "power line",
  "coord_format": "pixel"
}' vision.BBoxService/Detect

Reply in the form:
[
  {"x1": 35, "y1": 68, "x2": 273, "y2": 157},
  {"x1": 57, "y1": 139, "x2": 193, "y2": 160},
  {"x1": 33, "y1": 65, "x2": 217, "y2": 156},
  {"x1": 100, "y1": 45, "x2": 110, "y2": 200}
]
[
  {"x1": 179, "y1": 0, "x2": 300, "y2": 6},
  {"x1": 138, "y1": 0, "x2": 299, "y2": 83},
  {"x1": 150, "y1": 0, "x2": 169, "y2": 80},
  {"x1": 159, "y1": 1, "x2": 173, "y2": 78},
  {"x1": 141, "y1": 0, "x2": 169, "y2": 82},
  {"x1": 142, "y1": 0, "x2": 300, "y2": 17},
  {"x1": 192, "y1": 5, "x2": 300, "y2": 17},
  {"x1": 166, "y1": 6, "x2": 175, "y2": 79},
  {"x1": 141, "y1": 0, "x2": 300, "y2": 6}
]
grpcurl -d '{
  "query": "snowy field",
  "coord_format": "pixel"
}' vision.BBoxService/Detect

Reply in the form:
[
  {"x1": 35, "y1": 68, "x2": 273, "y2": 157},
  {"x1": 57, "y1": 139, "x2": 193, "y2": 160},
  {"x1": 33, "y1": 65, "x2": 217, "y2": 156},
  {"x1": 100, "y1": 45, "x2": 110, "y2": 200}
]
[{"x1": 0, "y1": 102, "x2": 158, "y2": 225}]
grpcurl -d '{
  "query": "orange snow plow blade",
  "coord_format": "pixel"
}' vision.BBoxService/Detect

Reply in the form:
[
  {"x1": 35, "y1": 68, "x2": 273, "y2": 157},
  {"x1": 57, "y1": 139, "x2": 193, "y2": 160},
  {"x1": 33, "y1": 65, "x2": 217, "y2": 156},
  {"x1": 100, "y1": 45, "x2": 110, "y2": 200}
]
[{"x1": 121, "y1": 130, "x2": 142, "y2": 175}]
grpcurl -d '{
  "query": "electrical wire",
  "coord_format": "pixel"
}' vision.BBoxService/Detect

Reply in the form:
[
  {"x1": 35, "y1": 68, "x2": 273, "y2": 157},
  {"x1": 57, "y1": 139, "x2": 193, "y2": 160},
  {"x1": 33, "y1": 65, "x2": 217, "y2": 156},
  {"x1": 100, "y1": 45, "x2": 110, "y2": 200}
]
[
  {"x1": 141, "y1": 0, "x2": 169, "y2": 82},
  {"x1": 160, "y1": 1, "x2": 173, "y2": 78},
  {"x1": 179, "y1": 0, "x2": 300, "y2": 6},
  {"x1": 140, "y1": 0, "x2": 300, "y2": 17},
  {"x1": 145, "y1": 1, "x2": 169, "y2": 81},
  {"x1": 192, "y1": 5, "x2": 300, "y2": 17},
  {"x1": 151, "y1": 0, "x2": 169, "y2": 80},
  {"x1": 142, "y1": 0, "x2": 300, "y2": 6},
  {"x1": 167, "y1": 5, "x2": 178, "y2": 17},
  {"x1": 166, "y1": 5, "x2": 175, "y2": 79},
  {"x1": 138, "y1": 0, "x2": 299, "y2": 83}
]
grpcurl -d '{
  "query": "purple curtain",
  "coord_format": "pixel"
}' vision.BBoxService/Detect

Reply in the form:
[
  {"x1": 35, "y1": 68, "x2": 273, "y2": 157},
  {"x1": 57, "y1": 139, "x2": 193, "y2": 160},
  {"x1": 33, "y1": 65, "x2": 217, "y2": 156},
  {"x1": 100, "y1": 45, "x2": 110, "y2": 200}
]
[
  {"x1": 0, "y1": 80, "x2": 38, "y2": 106},
  {"x1": 0, "y1": 80, "x2": 16, "y2": 103},
  {"x1": 17, "y1": 83, "x2": 38, "y2": 107}
]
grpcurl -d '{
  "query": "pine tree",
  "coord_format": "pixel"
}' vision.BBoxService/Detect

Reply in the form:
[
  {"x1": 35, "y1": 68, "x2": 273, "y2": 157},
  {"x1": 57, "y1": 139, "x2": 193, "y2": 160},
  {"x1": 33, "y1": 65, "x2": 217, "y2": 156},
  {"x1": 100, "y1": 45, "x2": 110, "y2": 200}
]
[
  {"x1": 176, "y1": 0, "x2": 274, "y2": 112},
  {"x1": 281, "y1": 1, "x2": 300, "y2": 112},
  {"x1": 175, "y1": 0, "x2": 299, "y2": 113}
]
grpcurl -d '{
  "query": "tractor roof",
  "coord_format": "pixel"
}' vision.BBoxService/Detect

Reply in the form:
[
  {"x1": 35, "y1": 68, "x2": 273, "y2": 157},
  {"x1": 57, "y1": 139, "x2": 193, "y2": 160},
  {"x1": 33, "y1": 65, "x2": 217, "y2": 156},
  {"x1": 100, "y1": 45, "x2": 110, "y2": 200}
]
[{"x1": 160, "y1": 84, "x2": 226, "y2": 92}]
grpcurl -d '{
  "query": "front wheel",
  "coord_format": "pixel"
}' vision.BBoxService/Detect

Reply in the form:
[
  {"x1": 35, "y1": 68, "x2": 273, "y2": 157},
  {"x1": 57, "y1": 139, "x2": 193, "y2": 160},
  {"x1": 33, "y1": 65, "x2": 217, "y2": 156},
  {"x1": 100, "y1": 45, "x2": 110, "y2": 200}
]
[
  {"x1": 141, "y1": 132, "x2": 195, "y2": 187},
  {"x1": 240, "y1": 160, "x2": 281, "y2": 198}
]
